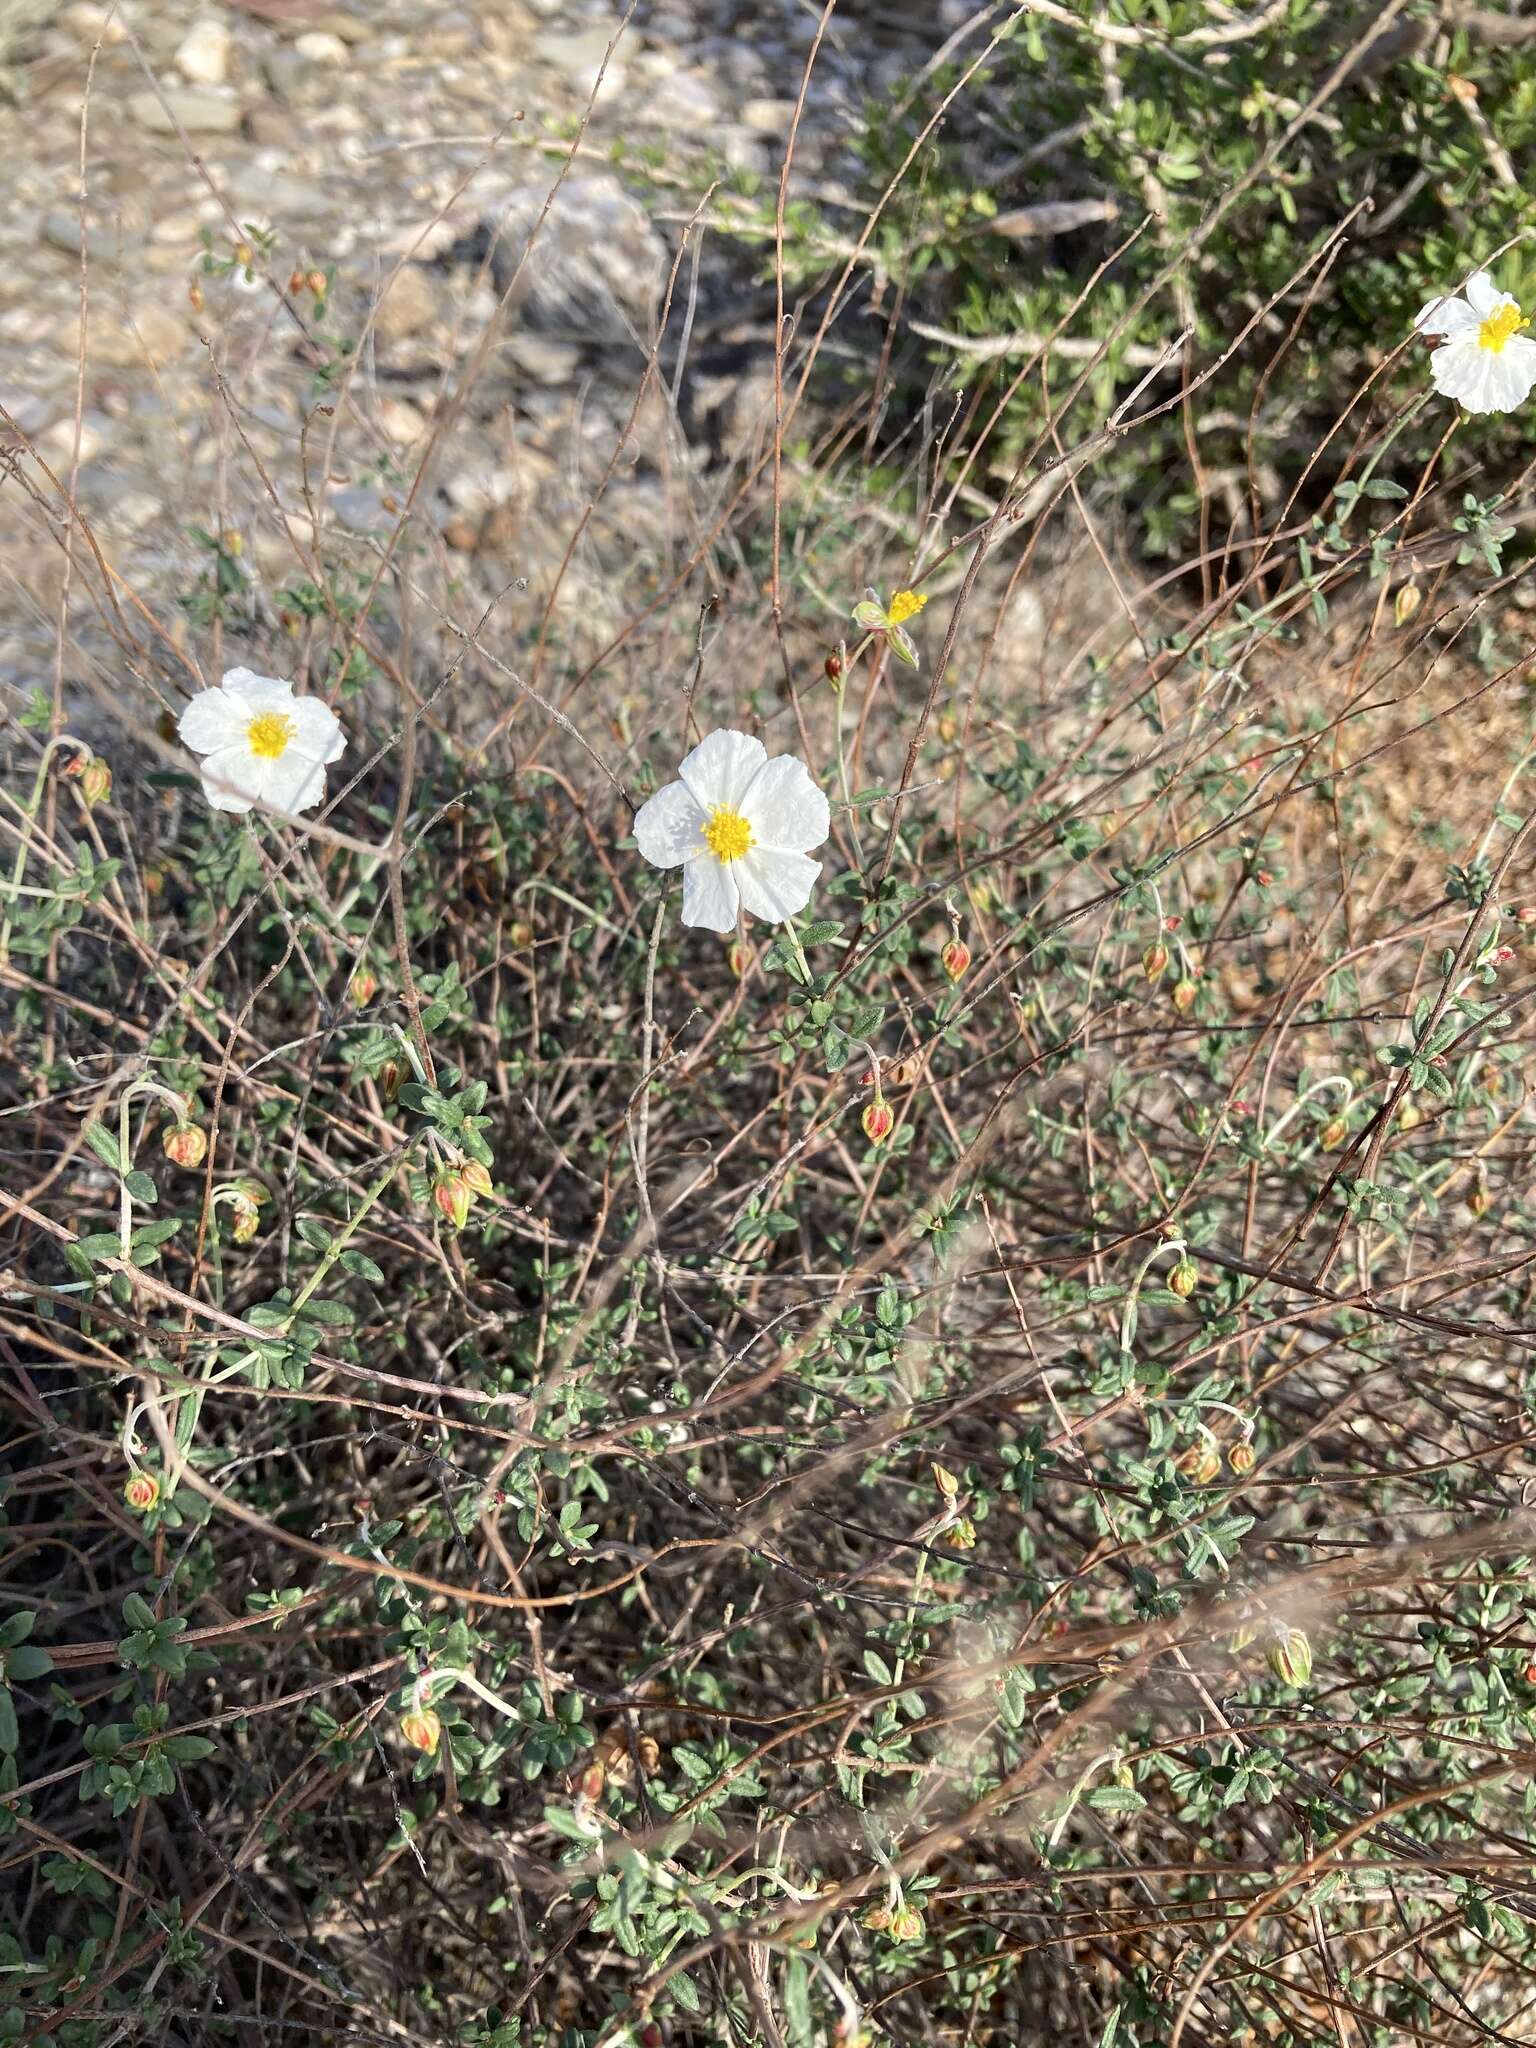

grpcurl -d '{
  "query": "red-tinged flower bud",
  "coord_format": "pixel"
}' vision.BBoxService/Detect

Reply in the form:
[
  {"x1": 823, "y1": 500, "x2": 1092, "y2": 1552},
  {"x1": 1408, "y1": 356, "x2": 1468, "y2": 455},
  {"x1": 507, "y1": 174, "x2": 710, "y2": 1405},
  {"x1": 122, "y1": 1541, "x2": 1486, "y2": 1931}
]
[
  {"x1": 1468, "y1": 1179, "x2": 1490, "y2": 1219},
  {"x1": 306, "y1": 269, "x2": 327, "y2": 299},
  {"x1": 727, "y1": 937, "x2": 753, "y2": 979},
  {"x1": 940, "y1": 937, "x2": 971, "y2": 984},
  {"x1": 124, "y1": 1471, "x2": 160, "y2": 1513},
  {"x1": 460, "y1": 1159, "x2": 494, "y2": 1200},
  {"x1": 76, "y1": 755, "x2": 112, "y2": 806},
  {"x1": 400, "y1": 1709, "x2": 441, "y2": 1754},
  {"x1": 1525, "y1": 1657, "x2": 1536, "y2": 1685},
  {"x1": 288, "y1": 267, "x2": 308, "y2": 295},
  {"x1": 1394, "y1": 582, "x2": 1422, "y2": 628},
  {"x1": 825, "y1": 650, "x2": 844, "y2": 685},
  {"x1": 162, "y1": 1121, "x2": 207, "y2": 1169},
  {"x1": 1318, "y1": 1115, "x2": 1348, "y2": 1150},
  {"x1": 349, "y1": 967, "x2": 378, "y2": 1007},
  {"x1": 1168, "y1": 1256, "x2": 1198, "y2": 1298},
  {"x1": 1142, "y1": 942, "x2": 1168, "y2": 982},
  {"x1": 1175, "y1": 1441, "x2": 1220, "y2": 1486},
  {"x1": 577, "y1": 1760, "x2": 606, "y2": 1804},
  {"x1": 639, "y1": 2027, "x2": 665, "y2": 2048},
  {"x1": 1227, "y1": 1439, "x2": 1256, "y2": 1475},
  {"x1": 1519, "y1": 906, "x2": 1536, "y2": 927},
  {"x1": 1256, "y1": 868, "x2": 1274, "y2": 887},
  {"x1": 433, "y1": 1172, "x2": 473, "y2": 1231},
  {"x1": 862, "y1": 1905, "x2": 892, "y2": 1933},
  {"x1": 862, "y1": 1098, "x2": 895, "y2": 1146},
  {"x1": 1265, "y1": 1625, "x2": 1312, "y2": 1687},
  {"x1": 379, "y1": 1060, "x2": 404, "y2": 1105},
  {"x1": 188, "y1": 278, "x2": 205, "y2": 312},
  {"x1": 230, "y1": 1196, "x2": 260, "y2": 1245},
  {"x1": 890, "y1": 1903, "x2": 925, "y2": 1943},
  {"x1": 1172, "y1": 977, "x2": 1197, "y2": 1013}
]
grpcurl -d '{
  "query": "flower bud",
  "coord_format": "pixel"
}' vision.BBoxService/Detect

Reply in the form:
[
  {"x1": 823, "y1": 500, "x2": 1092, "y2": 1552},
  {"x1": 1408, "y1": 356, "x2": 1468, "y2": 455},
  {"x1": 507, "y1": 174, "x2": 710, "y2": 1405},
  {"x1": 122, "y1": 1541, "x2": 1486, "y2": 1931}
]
[
  {"x1": 349, "y1": 967, "x2": 378, "y2": 1007},
  {"x1": 727, "y1": 937, "x2": 753, "y2": 979},
  {"x1": 861, "y1": 1905, "x2": 892, "y2": 1933},
  {"x1": 188, "y1": 278, "x2": 205, "y2": 312},
  {"x1": 400, "y1": 1708, "x2": 441, "y2": 1754},
  {"x1": 306, "y1": 268, "x2": 328, "y2": 299},
  {"x1": 890, "y1": 1903, "x2": 925, "y2": 1942},
  {"x1": 1525, "y1": 1657, "x2": 1536, "y2": 1686},
  {"x1": 288, "y1": 267, "x2": 308, "y2": 295},
  {"x1": 825, "y1": 650, "x2": 844, "y2": 685},
  {"x1": 639, "y1": 2027, "x2": 665, "y2": 2048},
  {"x1": 1468, "y1": 1178, "x2": 1490, "y2": 1219},
  {"x1": 379, "y1": 1060, "x2": 404, "y2": 1105},
  {"x1": 1227, "y1": 1439, "x2": 1256, "y2": 1475},
  {"x1": 576, "y1": 1760, "x2": 606, "y2": 1805},
  {"x1": 230, "y1": 1194, "x2": 260, "y2": 1245},
  {"x1": 1318, "y1": 1115, "x2": 1348, "y2": 1150},
  {"x1": 940, "y1": 937, "x2": 971, "y2": 984},
  {"x1": 862, "y1": 1098, "x2": 895, "y2": 1146},
  {"x1": 1171, "y1": 977, "x2": 1197, "y2": 1013},
  {"x1": 460, "y1": 1159, "x2": 494, "y2": 1200},
  {"x1": 1394, "y1": 582, "x2": 1422, "y2": 628},
  {"x1": 162, "y1": 1121, "x2": 208, "y2": 1170},
  {"x1": 1265, "y1": 1625, "x2": 1312, "y2": 1687},
  {"x1": 1142, "y1": 942, "x2": 1168, "y2": 982},
  {"x1": 945, "y1": 1516, "x2": 977, "y2": 1551},
  {"x1": 1518, "y1": 906, "x2": 1536, "y2": 927},
  {"x1": 932, "y1": 1463, "x2": 960, "y2": 1499},
  {"x1": 124, "y1": 1471, "x2": 160, "y2": 1513},
  {"x1": 1176, "y1": 1440, "x2": 1221, "y2": 1486},
  {"x1": 72, "y1": 755, "x2": 112, "y2": 806},
  {"x1": 1167, "y1": 1257, "x2": 1198, "y2": 1299},
  {"x1": 433, "y1": 1171, "x2": 473, "y2": 1231}
]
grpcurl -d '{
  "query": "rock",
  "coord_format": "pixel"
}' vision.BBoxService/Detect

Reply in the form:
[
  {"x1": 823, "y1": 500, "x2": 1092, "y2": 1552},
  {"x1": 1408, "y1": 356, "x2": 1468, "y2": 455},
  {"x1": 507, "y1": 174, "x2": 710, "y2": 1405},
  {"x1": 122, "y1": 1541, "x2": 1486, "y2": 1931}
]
[
  {"x1": 62, "y1": 2, "x2": 129, "y2": 45},
  {"x1": 331, "y1": 486, "x2": 391, "y2": 534},
  {"x1": 377, "y1": 397, "x2": 427, "y2": 444},
  {"x1": 740, "y1": 97, "x2": 795, "y2": 138},
  {"x1": 534, "y1": 27, "x2": 628, "y2": 103},
  {"x1": 371, "y1": 263, "x2": 437, "y2": 346},
  {"x1": 294, "y1": 29, "x2": 348, "y2": 64},
  {"x1": 635, "y1": 69, "x2": 721, "y2": 129},
  {"x1": 479, "y1": 173, "x2": 663, "y2": 345},
  {"x1": 64, "y1": 304, "x2": 191, "y2": 369},
  {"x1": 40, "y1": 210, "x2": 119, "y2": 266},
  {"x1": 0, "y1": 392, "x2": 53, "y2": 439},
  {"x1": 127, "y1": 88, "x2": 244, "y2": 136},
  {"x1": 520, "y1": 0, "x2": 569, "y2": 17},
  {"x1": 105, "y1": 489, "x2": 164, "y2": 534},
  {"x1": 507, "y1": 332, "x2": 579, "y2": 385},
  {"x1": 175, "y1": 17, "x2": 231, "y2": 87}
]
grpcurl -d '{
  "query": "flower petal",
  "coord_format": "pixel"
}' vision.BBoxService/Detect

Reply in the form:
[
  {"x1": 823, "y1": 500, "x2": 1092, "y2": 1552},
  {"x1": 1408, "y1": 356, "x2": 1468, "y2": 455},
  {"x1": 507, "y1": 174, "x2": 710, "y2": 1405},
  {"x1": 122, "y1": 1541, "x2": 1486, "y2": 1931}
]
[
  {"x1": 742, "y1": 754, "x2": 829, "y2": 854},
  {"x1": 198, "y1": 743, "x2": 263, "y2": 813},
  {"x1": 1414, "y1": 293, "x2": 1477, "y2": 340},
  {"x1": 178, "y1": 687, "x2": 247, "y2": 755},
  {"x1": 221, "y1": 667, "x2": 299, "y2": 712},
  {"x1": 681, "y1": 855, "x2": 739, "y2": 932},
  {"x1": 633, "y1": 779, "x2": 708, "y2": 869},
  {"x1": 678, "y1": 729, "x2": 767, "y2": 814},
  {"x1": 287, "y1": 693, "x2": 346, "y2": 766},
  {"x1": 258, "y1": 749, "x2": 330, "y2": 815},
  {"x1": 1464, "y1": 270, "x2": 1502, "y2": 319},
  {"x1": 735, "y1": 848, "x2": 820, "y2": 924}
]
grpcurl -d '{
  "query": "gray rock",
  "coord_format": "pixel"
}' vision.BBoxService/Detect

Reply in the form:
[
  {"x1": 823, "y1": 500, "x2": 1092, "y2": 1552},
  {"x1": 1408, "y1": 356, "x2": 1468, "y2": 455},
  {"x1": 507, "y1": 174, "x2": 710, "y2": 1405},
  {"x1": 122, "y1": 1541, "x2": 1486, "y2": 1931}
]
[
  {"x1": 534, "y1": 26, "x2": 628, "y2": 102},
  {"x1": 740, "y1": 97, "x2": 796, "y2": 138},
  {"x1": 330, "y1": 486, "x2": 391, "y2": 534},
  {"x1": 174, "y1": 17, "x2": 231, "y2": 87},
  {"x1": 506, "y1": 332, "x2": 580, "y2": 386},
  {"x1": 127, "y1": 87, "x2": 244, "y2": 135},
  {"x1": 40, "y1": 210, "x2": 119, "y2": 265},
  {"x1": 479, "y1": 173, "x2": 663, "y2": 345}
]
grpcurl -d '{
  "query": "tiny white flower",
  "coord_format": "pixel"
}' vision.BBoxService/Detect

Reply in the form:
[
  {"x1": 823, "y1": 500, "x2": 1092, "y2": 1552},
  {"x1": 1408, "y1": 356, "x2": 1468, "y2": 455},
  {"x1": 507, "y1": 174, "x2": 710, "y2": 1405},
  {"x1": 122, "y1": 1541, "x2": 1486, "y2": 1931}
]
[
  {"x1": 1414, "y1": 269, "x2": 1536, "y2": 415},
  {"x1": 631, "y1": 727, "x2": 830, "y2": 934},
  {"x1": 178, "y1": 668, "x2": 346, "y2": 816}
]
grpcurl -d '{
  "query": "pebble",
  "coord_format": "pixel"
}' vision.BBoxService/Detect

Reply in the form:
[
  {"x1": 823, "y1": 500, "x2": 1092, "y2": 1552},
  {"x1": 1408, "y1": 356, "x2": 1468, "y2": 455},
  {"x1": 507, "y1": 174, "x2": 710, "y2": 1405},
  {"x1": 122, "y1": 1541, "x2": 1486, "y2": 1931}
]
[
  {"x1": 294, "y1": 30, "x2": 349, "y2": 65},
  {"x1": 40, "y1": 211, "x2": 120, "y2": 266},
  {"x1": 378, "y1": 397, "x2": 427, "y2": 443},
  {"x1": 331, "y1": 486, "x2": 392, "y2": 534},
  {"x1": 740, "y1": 97, "x2": 795, "y2": 137},
  {"x1": 507, "y1": 332, "x2": 580, "y2": 385},
  {"x1": 371, "y1": 263, "x2": 438, "y2": 347},
  {"x1": 175, "y1": 18, "x2": 232, "y2": 88},
  {"x1": 534, "y1": 27, "x2": 628, "y2": 103},
  {"x1": 61, "y1": 2, "x2": 129, "y2": 45},
  {"x1": 127, "y1": 88, "x2": 245, "y2": 136}
]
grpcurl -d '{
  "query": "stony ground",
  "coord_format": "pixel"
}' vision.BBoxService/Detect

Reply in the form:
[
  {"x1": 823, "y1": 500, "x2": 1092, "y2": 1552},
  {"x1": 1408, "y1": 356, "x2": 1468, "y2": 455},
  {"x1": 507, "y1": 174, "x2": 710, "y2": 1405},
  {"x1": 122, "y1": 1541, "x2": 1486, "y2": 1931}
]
[{"x1": 0, "y1": 0, "x2": 966, "y2": 737}]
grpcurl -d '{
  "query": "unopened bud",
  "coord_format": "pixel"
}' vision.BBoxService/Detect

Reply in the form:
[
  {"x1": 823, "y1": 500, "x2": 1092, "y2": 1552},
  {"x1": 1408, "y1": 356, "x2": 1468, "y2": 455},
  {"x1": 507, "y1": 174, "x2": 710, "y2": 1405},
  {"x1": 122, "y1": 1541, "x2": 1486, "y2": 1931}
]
[
  {"x1": 162, "y1": 1121, "x2": 208, "y2": 1170},
  {"x1": 1525, "y1": 1657, "x2": 1536, "y2": 1685},
  {"x1": 349, "y1": 967, "x2": 378, "y2": 1007},
  {"x1": 940, "y1": 936, "x2": 971, "y2": 983},
  {"x1": 862, "y1": 1098, "x2": 895, "y2": 1146},
  {"x1": 400, "y1": 1708, "x2": 441, "y2": 1754},
  {"x1": 188, "y1": 278, "x2": 205, "y2": 312},
  {"x1": 1142, "y1": 942, "x2": 1168, "y2": 982},
  {"x1": 68, "y1": 754, "x2": 112, "y2": 806},
  {"x1": 1468, "y1": 1178, "x2": 1490, "y2": 1218},
  {"x1": 433, "y1": 1172, "x2": 473, "y2": 1231},
  {"x1": 1265, "y1": 1624, "x2": 1312, "y2": 1687},
  {"x1": 932, "y1": 1463, "x2": 960, "y2": 1498},
  {"x1": 824, "y1": 650, "x2": 844, "y2": 685},
  {"x1": 306, "y1": 268, "x2": 328, "y2": 299},
  {"x1": 945, "y1": 1516, "x2": 977, "y2": 1551},
  {"x1": 461, "y1": 1158, "x2": 494, "y2": 1200},
  {"x1": 1518, "y1": 906, "x2": 1536, "y2": 927},
  {"x1": 1394, "y1": 581, "x2": 1422, "y2": 628},
  {"x1": 576, "y1": 1760, "x2": 606, "y2": 1804},
  {"x1": 861, "y1": 1905, "x2": 892, "y2": 1933},
  {"x1": 124, "y1": 1471, "x2": 160, "y2": 1513},
  {"x1": 379, "y1": 1060, "x2": 404, "y2": 1104},
  {"x1": 1168, "y1": 1256, "x2": 1198, "y2": 1299},
  {"x1": 1318, "y1": 1115, "x2": 1348, "y2": 1150},
  {"x1": 1171, "y1": 977, "x2": 1197, "y2": 1013},
  {"x1": 1227, "y1": 1439, "x2": 1256, "y2": 1475},
  {"x1": 890, "y1": 1903, "x2": 925, "y2": 1943},
  {"x1": 230, "y1": 1194, "x2": 260, "y2": 1245},
  {"x1": 288, "y1": 267, "x2": 308, "y2": 295},
  {"x1": 727, "y1": 937, "x2": 752, "y2": 979},
  {"x1": 1176, "y1": 1440, "x2": 1221, "y2": 1486}
]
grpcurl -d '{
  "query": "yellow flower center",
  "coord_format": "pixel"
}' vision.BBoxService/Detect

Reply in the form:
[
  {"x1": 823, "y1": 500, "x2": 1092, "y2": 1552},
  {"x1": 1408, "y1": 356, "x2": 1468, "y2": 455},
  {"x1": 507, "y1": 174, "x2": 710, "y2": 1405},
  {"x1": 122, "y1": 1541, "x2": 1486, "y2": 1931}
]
[
  {"x1": 1479, "y1": 300, "x2": 1526, "y2": 353},
  {"x1": 887, "y1": 589, "x2": 928, "y2": 626},
  {"x1": 702, "y1": 804, "x2": 753, "y2": 863},
  {"x1": 246, "y1": 710, "x2": 295, "y2": 759}
]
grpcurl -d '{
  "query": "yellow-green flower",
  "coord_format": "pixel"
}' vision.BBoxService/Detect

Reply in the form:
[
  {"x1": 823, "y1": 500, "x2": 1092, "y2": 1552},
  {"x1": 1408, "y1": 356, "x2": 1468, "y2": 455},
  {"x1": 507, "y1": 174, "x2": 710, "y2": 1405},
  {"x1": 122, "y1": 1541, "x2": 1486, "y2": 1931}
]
[{"x1": 852, "y1": 587, "x2": 927, "y2": 669}]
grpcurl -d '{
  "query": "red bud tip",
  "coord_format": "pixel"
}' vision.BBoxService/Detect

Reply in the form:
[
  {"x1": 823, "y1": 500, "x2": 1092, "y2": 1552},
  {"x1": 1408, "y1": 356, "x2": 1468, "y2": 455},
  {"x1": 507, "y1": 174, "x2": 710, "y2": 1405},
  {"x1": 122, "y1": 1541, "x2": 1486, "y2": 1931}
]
[
  {"x1": 940, "y1": 937, "x2": 971, "y2": 983},
  {"x1": 862, "y1": 1099, "x2": 895, "y2": 1146}
]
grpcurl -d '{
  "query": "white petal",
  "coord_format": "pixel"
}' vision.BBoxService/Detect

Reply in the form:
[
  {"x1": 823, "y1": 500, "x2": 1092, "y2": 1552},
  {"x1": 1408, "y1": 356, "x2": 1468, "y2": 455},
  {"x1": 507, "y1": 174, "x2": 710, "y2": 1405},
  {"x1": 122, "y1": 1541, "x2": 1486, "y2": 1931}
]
[
  {"x1": 742, "y1": 754, "x2": 830, "y2": 854},
  {"x1": 735, "y1": 848, "x2": 820, "y2": 924},
  {"x1": 680, "y1": 855, "x2": 739, "y2": 932},
  {"x1": 178, "y1": 687, "x2": 247, "y2": 755},
  {"x1": 1414, "y1": 292, "x2": 1476, "y2": 339},
  {"x1": 286, "y1": 692, "x2": 346, "y2": 766},
  {"x1": 198, "y1": 743, "x2": 262, "y2": 813},
  {"x1": 259, "y1": 749, "x2": 330, "y2": 814},
  {"x1": 678, "y1": 729, "x2": 767, "y2": 813},
  {"x1": 1464, "y1": 270, "x2": 1502, "y2": 318},
  {"x1": 1429, "y1": 336, "x2": 1488, "y2": 404},
  {"x1": 633, "y1": 780, "x2": 707, "y2": 869},
  {"x1": 221, "y1": 667, "x2": 298, "y2": 711}
]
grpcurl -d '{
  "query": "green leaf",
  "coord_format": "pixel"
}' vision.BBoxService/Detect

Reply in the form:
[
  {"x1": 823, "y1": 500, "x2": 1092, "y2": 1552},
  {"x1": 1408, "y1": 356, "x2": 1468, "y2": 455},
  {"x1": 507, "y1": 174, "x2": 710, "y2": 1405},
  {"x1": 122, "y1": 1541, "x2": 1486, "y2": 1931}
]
[
  {"x1": 123, "y1": 1170, "x2": 157, "y2": 1204},
  {"x1": 82, "y1": 1121, "x2": 122, "y2": 1172},
  {"x1": 295, "y1": 1217, "x2": 333, "y2": 1253}
]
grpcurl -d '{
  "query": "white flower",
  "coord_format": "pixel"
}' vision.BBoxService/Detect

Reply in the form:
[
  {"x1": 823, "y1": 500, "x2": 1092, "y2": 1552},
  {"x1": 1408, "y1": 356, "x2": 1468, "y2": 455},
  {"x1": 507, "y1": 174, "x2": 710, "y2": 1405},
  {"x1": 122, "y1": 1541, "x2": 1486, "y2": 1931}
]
[
  {"x1": 177, "y1": 668, "x2": 346, "y2": 816},
  {"x1": 632, "y1": 728, "x2": 830, "y2": 934},
  {"x1": 1414, "y1": 269, "x2": 1536, "y2": 414}
]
